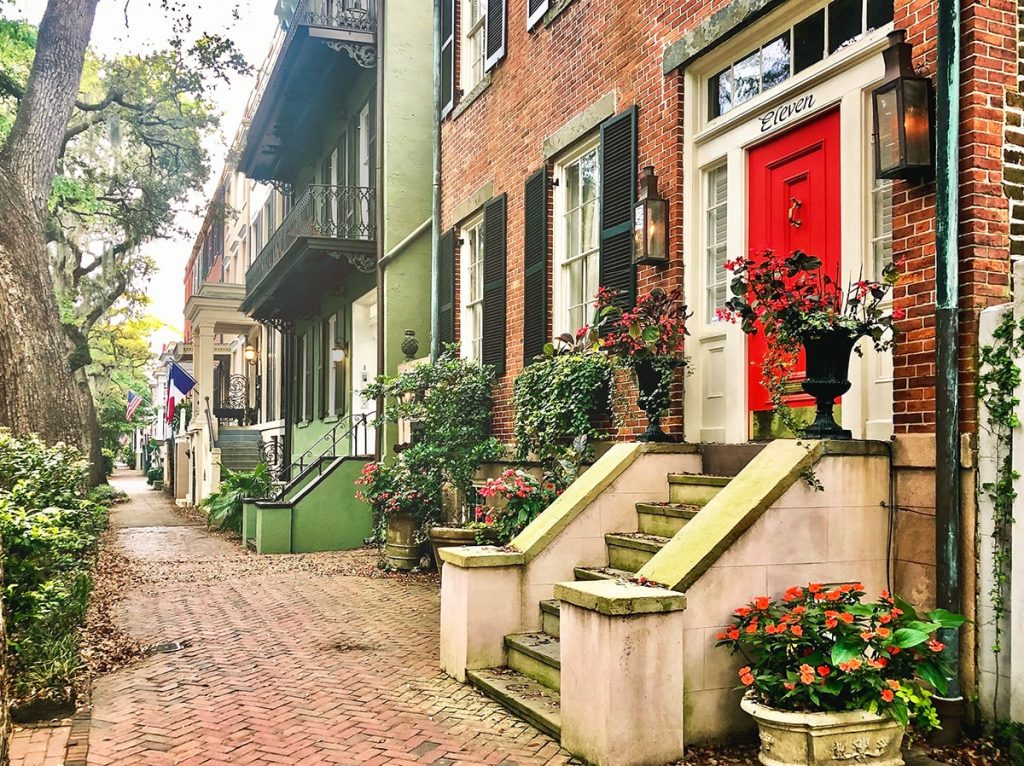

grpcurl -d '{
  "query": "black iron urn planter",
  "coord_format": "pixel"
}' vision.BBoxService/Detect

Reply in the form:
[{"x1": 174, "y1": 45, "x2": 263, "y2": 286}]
[
  {"x1": 632, "y1": 358, "x2": 679, "y2": 443},
  {"x1": 800, "y1": 328, "x2": 858, "y2": 440}
]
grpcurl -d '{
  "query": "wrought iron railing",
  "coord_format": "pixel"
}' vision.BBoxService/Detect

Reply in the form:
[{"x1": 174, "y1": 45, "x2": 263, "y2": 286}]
[
  {"x1": 268, "y1": 413, "x2": 371, "y2": 500},
  {"x1": 213, "y1": 374, "x2": 254, "y2": 426},
  {"x1": 259, "y1": 439, "x2": 286, "y2": 482},
  {"x1": 302, "y1": 0, "x2": 376, "y2": 32},
  {"x1": 245, "y1": 184, "x2": 376, "y2": 298}
]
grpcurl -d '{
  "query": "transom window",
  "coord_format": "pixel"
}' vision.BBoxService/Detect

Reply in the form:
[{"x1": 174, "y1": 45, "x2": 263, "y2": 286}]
[
  {"x1": 708, "y1": 0, "x2": 893, "y2": 119},
  {"x1": 555, "y1": 141, "x2": 600, "y2": 335},
  {"x1": 705, "y1": 166, "x2": 729, "y2": 321},
  {"x1": 460, "y1": 215, "x2": 485, "y2": 361},
  {"x1": 462, "y1": 0, "x2": 487, "y2": 93}
]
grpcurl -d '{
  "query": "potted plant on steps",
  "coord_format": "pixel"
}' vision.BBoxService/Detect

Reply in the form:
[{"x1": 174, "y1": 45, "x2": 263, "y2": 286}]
[
  {"x1": 466, "y1": 468, "x2": 565, "y2": 547},
  {"x1": 591, "y1": 286, "x2": 690, "y2": 442},
  {"x1": 717, "y1": 583, "x2": 965, "y2": 766},
  {"x1": 723, "y1": 249, "x2": 900, "y2": 439}
]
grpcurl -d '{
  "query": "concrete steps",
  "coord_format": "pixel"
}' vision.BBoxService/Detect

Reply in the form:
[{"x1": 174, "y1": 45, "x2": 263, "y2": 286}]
[
  {"x1": 217, "y1": 428, "x2": 262, "y2": 473},
  {"x1": 470, "y1": 463, "x2": 735, "y2": 741}
]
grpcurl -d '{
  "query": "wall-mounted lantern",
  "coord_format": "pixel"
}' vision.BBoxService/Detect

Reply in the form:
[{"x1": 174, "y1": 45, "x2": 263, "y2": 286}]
[
  {"x1": 871, "y1": 31, "x2": 934, "y2": 181},
  {"x1": 243, "y1": 344, "x2": 259, "y2": 366},
  {"x1": 632, "y1": 166, "x2": 668, "y2": 265},
  {"x1": 330, "y1": 341, "x2": 349, "y2": 366}
]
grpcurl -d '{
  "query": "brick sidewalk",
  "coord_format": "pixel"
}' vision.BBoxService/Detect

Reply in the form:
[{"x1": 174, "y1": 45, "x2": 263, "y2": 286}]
[
  {"x1": 85, "y1": 472, "x2": 574, "y2": 766},
  {"x1": 10, "y1": 722, "x2": 71, "y2": 766}
]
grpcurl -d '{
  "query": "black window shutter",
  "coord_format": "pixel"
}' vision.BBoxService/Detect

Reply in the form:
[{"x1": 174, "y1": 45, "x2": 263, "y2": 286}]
[
  {"x1": 599, "y1": 106, "x2": 638, "y2": 313},
  {"x1": 319, "y1": 316, "x2": 329, "y2": 419},
  {"x1": 484, "y1": 0, "x2": 507, "y2": 72},
  {"x1": 334, "y1": 309, "x2": 346, "y2": 416},
  {"x1": 440, "y1": 0, "x2": 455, "y2": 118},
  {"x1": 527, "y1": 0, "x2": 548, "y2": 29},
  {"x1": 482, "y1": 194, "x2": 507, "y2": 374},
  {"x1": 437, "y1": 228, "x2": 456, "y2": 356},
  {"x1": 304, "y1": 328, "x2": 315, "y2": 422},
  {"x1": 522, "y1": 167, "x2": 548, "y2": 364}
]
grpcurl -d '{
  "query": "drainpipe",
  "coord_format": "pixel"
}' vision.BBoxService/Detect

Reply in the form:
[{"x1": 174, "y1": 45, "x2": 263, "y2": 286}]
[
  {"x1": 374, "y1": 0, "x2": 386, "y2": 462},
  {"x1": 933, "y1": 0, "x2": 964, "y2": 739},
  {"x1": 430, "y1": 0, "x2": 442, "y2": 361}
]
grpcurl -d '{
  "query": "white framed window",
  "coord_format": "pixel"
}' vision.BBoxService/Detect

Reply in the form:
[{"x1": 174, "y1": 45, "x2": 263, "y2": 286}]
[
  {"x1": 461, "y1": 0, "x2": 487, "y2": 93},
  {"x1": 870, "y1": 176, "x2": 893, "y2": 280},
  {"x1": 460, "y1": 214, "x2": 485, "y2": 361},
  {"x1": 553, "y1": 137, "x2": 600, "y2": 336},
  {"x1": 705, "y1": 165, "x2": 729, "y2": 321}
]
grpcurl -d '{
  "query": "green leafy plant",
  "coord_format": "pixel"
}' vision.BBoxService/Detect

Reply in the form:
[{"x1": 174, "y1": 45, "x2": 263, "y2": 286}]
[
  {"x1": 100, "y1": 448, "x2": 115, "y2": 477},
  {"x1": 362, "y1": 346, "x2": 502, "y2": 538},
  {"x1": 201, "y1": 464, "x2": 272, "y2": 533},
  {"x1": 512, "y1": 351, "x2": 613, "y2": 477},
  {"x1": 0, "y1": 430, "x2": 110, "y2": 709},
  {"x1": 716, "y1": 583, "x2": 965, "y2": 729},
  {"x1": 88, "y1": 484, "x2": 128, "y2": 506},
  {"x1": 978, "y1": 311, "x2": 1024, "y2": 655},
  {"x1": 146, "y1": 467, "x2": 162, "y2": 485},
  {"x1": 469, "y1": 468, "x2": 564, "y2": 545}
]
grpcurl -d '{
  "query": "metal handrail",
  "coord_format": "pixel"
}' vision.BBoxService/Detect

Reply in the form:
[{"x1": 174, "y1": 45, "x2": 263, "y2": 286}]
[
  {"x1": 245, "y1": 184, "x2": 376, "y2": 297},
  {"x1": 269, "y1": 413, "x2": 371, "y2": 500},
  {"x1": 203, "y1": 397, "x2": 214, "y2": 450},
  {"x1": 296, "y1": 0, "x2": 376, "y2": 33}
]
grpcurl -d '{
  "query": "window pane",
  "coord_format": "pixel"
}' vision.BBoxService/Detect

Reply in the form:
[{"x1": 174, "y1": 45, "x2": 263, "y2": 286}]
[
  {"x1": 567, "y1": 161, "x2": 581, "y2": 210},
  {"x1": 584, "y1": 252, "x2": 600, "y2": 319},
  {"x1": 732, "y1": 50, "x2": 760, "y2": 106},
  {"x1": 866, "y1": 0, "x2": 893, "y2": 30},
  {"x1": 580, "y1": 150, "x2": 599, "y2": 203},
  {"x1": 582, "y1": 200, "x2": 599, "y2": 252},
  {"x1": 793, "y1": 10, "x2": 825, "y2": 73},
  {"x1": 567, "y1": 207, "x2": 581, "y2": 258},
  {"x1": 828, "y1": 0, "x2": 862, "y2": 53},
  {"x1": 709, "y1": 68, "x2": 732, "y2": 118},
  {"x1": 761, "y1": 35, "x2": 791, "y2": 89}
]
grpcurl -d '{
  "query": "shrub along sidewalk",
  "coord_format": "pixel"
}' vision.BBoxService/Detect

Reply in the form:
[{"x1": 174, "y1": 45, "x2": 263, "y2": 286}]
[{"x1": 0, "y1": 430, "x2": 122, "y2": 720}]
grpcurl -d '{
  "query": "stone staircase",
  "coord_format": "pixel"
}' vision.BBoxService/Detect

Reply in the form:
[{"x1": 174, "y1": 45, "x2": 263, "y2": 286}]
[
  {"x1": 217, "y1": 426, "x2": 262, "y2": 472},
  {"x1": 466, "y1": 470, "x2": 733, "y2": 738}
]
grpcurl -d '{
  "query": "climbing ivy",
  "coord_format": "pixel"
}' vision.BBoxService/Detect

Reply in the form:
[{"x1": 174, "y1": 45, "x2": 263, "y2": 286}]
[{"x1": 977, "y1": 310, "x2": 1024, "y2": 653}]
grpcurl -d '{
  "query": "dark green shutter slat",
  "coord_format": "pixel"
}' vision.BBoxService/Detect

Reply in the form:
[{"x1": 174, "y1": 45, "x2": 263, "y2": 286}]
[
  {"x1": 482, "y1": 194, "x2": 507, "y2": 374},
  {"x1": 440, "y1": 0, "x2": 455, "y2": 118},
  {"x1": 527, "y1": 0, "x2": 549, "y2": 29},
  {"x1": 437, "y1": 228, "x2": 456, "y2": 355},
  {"x1": 484, "y1": 0, "x2": 506, "y2": 71},
  {"x1": 334, "y1": 309, "x2": 346, "y2": 416},
  {"x1": 599, "y1": 107, "x2": 638, "y2": 313},
  {"x1": 304, "y1": 328, "x2": 315, "y2": 422},
  {"x1": 522, "y1": 167, "x2": 548, "y2": 364}
]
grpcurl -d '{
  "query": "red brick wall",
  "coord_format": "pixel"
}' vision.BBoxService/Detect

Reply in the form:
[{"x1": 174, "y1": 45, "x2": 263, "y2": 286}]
[{"x1": 440, "y1": 0, "x2": 1017, "y2": 443}]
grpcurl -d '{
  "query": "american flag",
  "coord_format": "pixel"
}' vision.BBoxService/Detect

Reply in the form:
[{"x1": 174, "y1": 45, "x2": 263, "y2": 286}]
[{"x1": 126, "y1": 390, "x2": 143, "y2": 421}]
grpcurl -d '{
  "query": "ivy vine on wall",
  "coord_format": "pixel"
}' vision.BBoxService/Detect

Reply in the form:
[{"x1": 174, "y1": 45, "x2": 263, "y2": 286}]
[{"x1": 977, "y1": 310, "x2": 1024, "y2": 653}]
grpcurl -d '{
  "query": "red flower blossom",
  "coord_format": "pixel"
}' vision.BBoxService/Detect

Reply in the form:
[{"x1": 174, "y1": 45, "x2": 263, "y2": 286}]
[
  {"x1": 881, "y1": 689, "x2": 895, "y2": 703},
  {"x1": 928, "y1": 639, "x2": 945, "y2": 653},
  {"x1": 817, "y1": 665, "x2": 831, "y2": 677}
]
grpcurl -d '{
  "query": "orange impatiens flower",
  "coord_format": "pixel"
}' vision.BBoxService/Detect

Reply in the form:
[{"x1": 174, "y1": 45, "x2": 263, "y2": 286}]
[
  {"x1": 808, "y1": 583, "x2": 823, "y2": 593},
  {"x1": 839, "y1": 612, "x2": 855, "y2": 624},
  {"x1": 784, "y1": 682, "x2": 796, "y2": 691},
  {"x1": 799, "y1": 664, "x2": 815, "y2": 685},
  {"x1": 887, "y1": 679, "x2": 901, "y2": 691},
  {"x1": 876, "y1": 627, "x2": 891, "y2": 638},
  {"x1": 790, "y1": 624, "x2": 804, "y2": 637},
  {"x1": 741, "y1": 672, "x2": 755, "y2": 686},
  {"x1": 746, "y1": 622, "x2": 759, "y2": 634},
  {"x1": 817, "y1": 665, "x2": 831, "y2": 677},
  {"x1": 881, "y1": 689, "x2": 895, "y2": 703},
  {"x1": 860, "y1": 631, "x2": 875, "y2": 641},
  {"x1": 879, "y1": 612, "x2": 893, "y2": 624},
  {"x1": 735, "y1": 606, "x2": 751, "y2": 618},
  {"x1": 754, "y1": 596, "x2": 771, "y2": 611},
  {"x1": 783, "y1": 586, "x2": 804, "y2": 601}
]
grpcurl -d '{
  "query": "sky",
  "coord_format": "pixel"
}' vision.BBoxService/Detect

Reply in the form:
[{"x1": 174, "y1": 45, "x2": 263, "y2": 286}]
[{"x1": 10, "y1": 0, "x2": 280, "y2": 352}]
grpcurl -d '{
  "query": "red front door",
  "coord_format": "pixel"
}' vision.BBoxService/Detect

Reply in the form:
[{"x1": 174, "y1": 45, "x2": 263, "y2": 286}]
[{"x1": 746, "y1": 108, "x2": 841, "y2": 427}]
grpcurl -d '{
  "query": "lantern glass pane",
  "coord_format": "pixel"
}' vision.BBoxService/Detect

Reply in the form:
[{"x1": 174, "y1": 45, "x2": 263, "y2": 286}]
[
  {"x1": 633, "y1": 204, "x2": 647, "y2": 261},
  {"x1": 903, "y1": 79, "x2": 931, "y2": 166},
  {"x1": 648, "y1": 200, "x2": 667, "y2": 262},
  {"x1": 875, "y1": 88, "x2": 900, "y2": 173}
]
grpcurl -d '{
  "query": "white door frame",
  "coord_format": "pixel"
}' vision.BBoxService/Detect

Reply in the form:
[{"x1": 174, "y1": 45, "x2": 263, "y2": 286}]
[
  {"x1": 351, "y1": 288, "x2": 378, "y2": 453},
  {"x1": 682, "y1": 10, "x2": 893, "y2": 443}
]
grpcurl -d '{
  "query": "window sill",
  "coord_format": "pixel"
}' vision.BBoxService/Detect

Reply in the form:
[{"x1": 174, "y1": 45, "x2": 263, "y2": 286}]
[
  {"x1": 324, "y1": 415, "x2": 341, "y2": 424},
  {"x1": 451, "y1": 74, "x2": 492, "y2": 121},
  {"x1": 542, "y1": 0, "x2": 575, "y2": 28},
  {"x1": 296, "y1": 421, "x2": 311, "y2": 429}
]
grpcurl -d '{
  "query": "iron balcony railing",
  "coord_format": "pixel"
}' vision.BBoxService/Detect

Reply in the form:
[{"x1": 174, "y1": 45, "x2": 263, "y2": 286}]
[
  {"x1": 245, "y1": 184, "x2": 376, "y2": 297},
  {"x1": 300, "y1": 0, "x2": 377, "y2": 32}
]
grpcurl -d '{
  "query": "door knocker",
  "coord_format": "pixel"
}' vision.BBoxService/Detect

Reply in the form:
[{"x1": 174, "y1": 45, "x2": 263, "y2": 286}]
[{"x1": 788, "y1": 197, "x2": 803, "y2": 228}]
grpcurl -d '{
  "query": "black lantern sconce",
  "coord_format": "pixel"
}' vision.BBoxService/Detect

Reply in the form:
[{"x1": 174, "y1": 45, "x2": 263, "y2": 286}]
[
  {"x1": 871, "y1": 31, "x2": 934, "y2": 181},
  {"x1": 632, "y1": 166, "x2": 668, "y2": 265}
]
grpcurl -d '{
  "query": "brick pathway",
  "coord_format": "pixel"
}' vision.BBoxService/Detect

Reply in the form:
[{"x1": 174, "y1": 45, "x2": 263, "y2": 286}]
[
  {"x1": 87, "y1": 471, "x2": 574, "y2": 766},
  {"x1": 10, "y1": 722, "x2": 71, "y2": 766}
]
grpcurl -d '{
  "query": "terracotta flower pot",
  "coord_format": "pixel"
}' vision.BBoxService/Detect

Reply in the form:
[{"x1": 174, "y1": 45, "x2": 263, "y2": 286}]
[
  {"x1": 800, "y1": 329, "x2": 857, "y2": 440},
  {"x1": 741, "y1": 697, "x2": 905, "y2": 766}
]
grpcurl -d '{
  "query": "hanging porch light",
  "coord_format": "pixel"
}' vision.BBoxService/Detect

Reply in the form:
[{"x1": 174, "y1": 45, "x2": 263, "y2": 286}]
[
  {"x1": 632, "y1": 166, "x2": 668, "y2": 265},
  {"x1": 871, "y1": 31, "x2": 934, "y2": 181}
]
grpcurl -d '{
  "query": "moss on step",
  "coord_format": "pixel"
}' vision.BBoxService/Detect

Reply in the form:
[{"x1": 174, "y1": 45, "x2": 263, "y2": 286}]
[
  {"x1": 636, "y1": 502, "x2": 700, "y2": 537},
  {"x1": 506, "y1": 632, "x2": 561, "y2": 691},
  {"x1": 605, "y1": 532, "x2": 669, "y2": 572},
  {"x1": 539, "y1": 599, "x2": 560, "y2": 638},
  {"x1": 573, "y1": 566, "x2": 634, "y2": 582},
  {"x1": 467, "y1": 668, "x2": 562, "y2": 738},
  {"x1": 667, "y1": 473, "x2": 730, "y2": 505}
]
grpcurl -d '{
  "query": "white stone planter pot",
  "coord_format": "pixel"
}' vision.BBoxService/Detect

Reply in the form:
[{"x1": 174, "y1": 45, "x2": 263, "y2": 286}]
[{"x1": 741, "y1": 697, "x2": 906, "y2": 766}]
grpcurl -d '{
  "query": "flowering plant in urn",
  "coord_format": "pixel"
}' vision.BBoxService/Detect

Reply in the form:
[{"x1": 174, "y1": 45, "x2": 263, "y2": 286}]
[
  {"x1": 470, "y1": 468, "x2": 563, "y2": 545},
  {"x1": 716, "y1": 583, "x2": 964, "y2": 729}
]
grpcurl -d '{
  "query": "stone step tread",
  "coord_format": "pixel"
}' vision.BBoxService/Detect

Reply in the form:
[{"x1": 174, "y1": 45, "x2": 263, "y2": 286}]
[
  {"x1": 467, "y1": 668, "x2": 561, "y2": 739},
  {"x1": 539, "y1": 599, "x2": 559, "y2": 616},
  {"x1": 667, "y1": 473, "x2": 731, "y2": 487},
  {"x1": 505, "y1": 632, "x2": 560, "y2": 670},
  {"x1": 573, "y1": 566, "x2": 636, "y2": 582},
  {"x1": 635, "y1": 501, "x2": 701, "y2": 518},
  {"x1": 604, "y1": 531, "x2": 671, "y2": 553}
]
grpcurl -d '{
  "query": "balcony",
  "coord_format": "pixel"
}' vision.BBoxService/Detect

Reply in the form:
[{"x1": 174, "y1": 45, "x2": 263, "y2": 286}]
[
  {"x1": 243, "y1": 184, "x2": 376, "y2": 322},
  {"x1": 240, "y1": 0, "x2": 377, "y2": 182}
]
